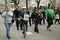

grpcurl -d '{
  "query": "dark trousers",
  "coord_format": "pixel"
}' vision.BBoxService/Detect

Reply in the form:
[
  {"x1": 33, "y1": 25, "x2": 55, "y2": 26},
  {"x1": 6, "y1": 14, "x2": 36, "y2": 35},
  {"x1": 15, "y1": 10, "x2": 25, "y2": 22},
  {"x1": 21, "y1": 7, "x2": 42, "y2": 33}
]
[
  {"x1": 12, "y1": 16, "x2": 15, "y2": 24},
  {"x1": 32, "y1": 18, "x2": 34, "y2": 24},
  {"x1": 39, "y1": 18, "x2": 45, "y2": 25},
  {"x1": 55, "y1": 19, "x2": 59, "y2": 24},
  {"x1": 29, "y1": 17, "x2": 31, "y2": 26},
  {"x1": 43, "y1": 18, "x2": 45, "y2": 24},
  {"x1": 39, "y1": 18, "x2": 43, "y2": 25},
  {"x1": 47, "y1": 18, "x2": 53, "y2": 29},
  {"x1": 47, "y1": 22, "x2": 52, "y2": 29},
  {"x1": 16, "y1": 20, "x2": 23, "y2": 30},
  {"x1": 34, "y1": 20, "x2": 39, "y2": 33},
  {"x1": 20, "y1": 23, "x2": 23, "y2": 30}
]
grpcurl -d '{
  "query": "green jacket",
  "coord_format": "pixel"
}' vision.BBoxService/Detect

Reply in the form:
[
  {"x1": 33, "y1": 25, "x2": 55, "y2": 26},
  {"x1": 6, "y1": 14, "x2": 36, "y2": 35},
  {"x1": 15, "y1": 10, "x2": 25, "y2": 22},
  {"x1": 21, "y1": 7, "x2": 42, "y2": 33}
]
[{"x1": 46, "y1": 9, "x2": 55, "y2": 19}]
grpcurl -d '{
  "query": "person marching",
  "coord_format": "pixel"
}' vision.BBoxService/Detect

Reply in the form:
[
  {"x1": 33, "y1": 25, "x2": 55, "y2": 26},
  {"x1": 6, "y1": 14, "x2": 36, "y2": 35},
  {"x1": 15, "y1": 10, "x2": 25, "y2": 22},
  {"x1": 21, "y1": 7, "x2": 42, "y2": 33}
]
[
  {"x1": 22, "y1": 9, "x2": 29, "y2": 38},
  {"x1": 34, "y1": 9, "x2": 40, "y2": 33},
  {"x1": 2, "y1": 6, "x2": 13, "y2": 39},
  {"x1": 13, "y1": 5, "x2": 23, "y2": 30},
  {"x1": 55, "y1": 10, "x2": 60, "y2": 24},
  {"x1": 46, "y1": 4, "x2": 55, "y2": 31}
]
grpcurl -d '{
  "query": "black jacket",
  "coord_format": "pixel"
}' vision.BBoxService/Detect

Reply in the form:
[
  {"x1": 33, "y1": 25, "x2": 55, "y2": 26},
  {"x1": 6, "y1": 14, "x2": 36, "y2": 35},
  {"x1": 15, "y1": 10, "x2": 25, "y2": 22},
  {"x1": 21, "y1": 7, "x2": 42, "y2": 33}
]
[
  {"x1": 31, "y1": 12, "x2": 36, "y2": 19},
  {"x1": 34, "y1": 12, "x2": 40, "y2": 21},
  {"x1": 13, "y1": 9, "x2": 23, "y2": 18}
]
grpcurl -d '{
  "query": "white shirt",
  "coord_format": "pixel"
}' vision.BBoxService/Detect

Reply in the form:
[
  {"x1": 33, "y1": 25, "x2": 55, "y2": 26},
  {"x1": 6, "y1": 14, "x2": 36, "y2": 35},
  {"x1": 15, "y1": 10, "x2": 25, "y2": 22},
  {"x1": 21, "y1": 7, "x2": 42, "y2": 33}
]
[
  {"x1": 55, "y1": 14, "x2": 59, "y2": 19},
  {"x1": 2, "y1": 11, "x2": 13, "y2": 23},
  {"x1": 24, "y1": 14, "x2": 29, "y2": 21}
]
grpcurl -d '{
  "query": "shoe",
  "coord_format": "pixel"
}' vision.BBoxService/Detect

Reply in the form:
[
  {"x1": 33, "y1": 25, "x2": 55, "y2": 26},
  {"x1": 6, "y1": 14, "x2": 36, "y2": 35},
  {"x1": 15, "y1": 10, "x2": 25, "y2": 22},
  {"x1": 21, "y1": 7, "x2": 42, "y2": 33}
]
[
  {"x1": 7, "y1": 35, "x2": 8, "y2": 37},
  {"x1": 48, "y1": 29, "x2": 52, "y2": 32},
  {"x1": 24, "y1": 36, "x2": 28, "y2": 39},
  {"x1": 17, "y1": 29, "x2": 19, "y2": 30},
  {"x1": 34, "y1": 30, "x2": 39, "y2": 33},
  {"x1": 8, "y1": 36, "x2": 10, "y2": 39},
  {"x1": 7, "y1": 35, "x2": 10, "y2": 39},
  {"x1": 37, "y1": 31, "x2": 39, "y2": 33}
]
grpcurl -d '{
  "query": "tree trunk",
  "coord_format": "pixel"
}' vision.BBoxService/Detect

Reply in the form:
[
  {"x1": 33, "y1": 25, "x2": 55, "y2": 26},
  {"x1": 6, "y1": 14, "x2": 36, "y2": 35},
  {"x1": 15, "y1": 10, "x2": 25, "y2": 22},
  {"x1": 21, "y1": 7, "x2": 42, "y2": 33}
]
[
  {"x1": 37, "y1": 0, "x2": 40, "y2": 9},
  {"x1": 26, "y1": 0, "x2": 28, "y2": 10},
  {"x1": 37, "y1": 2, "x2": 39, "y2": 9},
  {"x1": 5, "y1": 0, "x2": 7, "y2": 6},
  {"x1": 12, "y1": 0, "x2": 20, "y2": 5}
]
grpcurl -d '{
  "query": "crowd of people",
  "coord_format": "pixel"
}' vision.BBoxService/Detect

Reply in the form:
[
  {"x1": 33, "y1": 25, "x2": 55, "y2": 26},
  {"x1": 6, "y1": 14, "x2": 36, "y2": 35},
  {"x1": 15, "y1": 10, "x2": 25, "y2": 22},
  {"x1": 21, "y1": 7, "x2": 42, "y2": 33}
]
[{"x1": 1, "y1": 4, "x2": 60, "y2": 39}]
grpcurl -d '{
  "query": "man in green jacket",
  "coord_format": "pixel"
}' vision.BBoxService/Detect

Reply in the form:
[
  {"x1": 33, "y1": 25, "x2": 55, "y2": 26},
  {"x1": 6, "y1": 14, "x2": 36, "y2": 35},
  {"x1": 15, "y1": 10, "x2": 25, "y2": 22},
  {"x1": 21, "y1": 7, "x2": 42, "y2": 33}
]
[{"x1": 46, "y1": 4, "x2": 55, "y2": 31}]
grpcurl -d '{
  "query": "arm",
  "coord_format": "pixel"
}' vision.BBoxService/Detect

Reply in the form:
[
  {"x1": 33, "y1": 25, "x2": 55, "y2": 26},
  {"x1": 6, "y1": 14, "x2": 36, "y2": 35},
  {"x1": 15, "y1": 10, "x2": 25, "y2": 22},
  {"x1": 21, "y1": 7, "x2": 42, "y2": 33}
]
[
  {"x1": 7, "y1": 12, "x2": 13, "y2": 17},
  {"x1": 46, "y1": 10, "x2": 48, "y2": 17},
  {"x1": 46, "y1": 10, "x2": 47, "y2": 19},
  {"x1": 2, "y1": 12, "x2": 6, "y2": 17},
  {"x1": 53, "y1": 10, "x2": 55, "y2": 19}
]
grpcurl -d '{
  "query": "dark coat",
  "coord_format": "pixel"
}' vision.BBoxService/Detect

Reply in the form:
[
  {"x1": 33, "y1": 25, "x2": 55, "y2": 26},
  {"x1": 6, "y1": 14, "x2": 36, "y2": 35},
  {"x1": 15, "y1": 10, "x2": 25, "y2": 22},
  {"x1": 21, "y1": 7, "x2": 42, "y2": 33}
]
[
  {"x1": 13, "y1": 9, "x2": 23, "y2": 18},
  {"x1": 34, "y1": 12, "x2": 40, "y2": 21}
]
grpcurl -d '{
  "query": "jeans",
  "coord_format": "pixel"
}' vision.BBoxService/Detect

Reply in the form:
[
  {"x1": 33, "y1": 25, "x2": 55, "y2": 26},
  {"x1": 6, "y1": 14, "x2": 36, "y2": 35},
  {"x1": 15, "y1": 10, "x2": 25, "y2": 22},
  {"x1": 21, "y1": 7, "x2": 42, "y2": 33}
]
[
  {"x1": 4, "y1": 23, "x2": 11, "y2": 37},
  {"x1": 23, "y1": 21, "x2": 28, "y2": 37}
]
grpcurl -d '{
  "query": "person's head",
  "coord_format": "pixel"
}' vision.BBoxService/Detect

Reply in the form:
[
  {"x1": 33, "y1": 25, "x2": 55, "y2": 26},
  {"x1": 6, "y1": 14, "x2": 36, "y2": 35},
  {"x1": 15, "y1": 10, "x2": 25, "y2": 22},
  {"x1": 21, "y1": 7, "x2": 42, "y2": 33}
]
[
  {"x1": 48, "y1": 4, "x2": 53, "y2": 9},
  {"x1": 5, "y1": 6, "x2": 11, "y2": 12},
  {"x1": 22, "y1": 8, "x2": 26, "y2": 12},
  {"x1": 15, "y1": 5, "x2": 20, "y2": 9}
]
